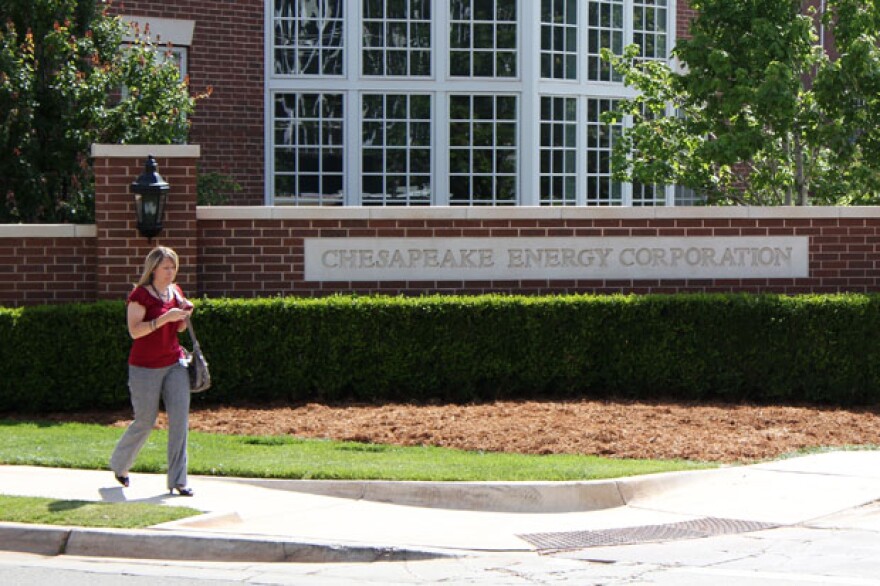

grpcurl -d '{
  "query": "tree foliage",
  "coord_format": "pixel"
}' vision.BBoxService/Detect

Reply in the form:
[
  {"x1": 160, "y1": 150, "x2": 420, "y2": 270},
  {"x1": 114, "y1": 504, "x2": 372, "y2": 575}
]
[
  {"x1": 603, "y1": 0, "x2": 880, "y2": 205},
  {"x1": 0, "y1": 0, "x2": 206, "y2": 223}
]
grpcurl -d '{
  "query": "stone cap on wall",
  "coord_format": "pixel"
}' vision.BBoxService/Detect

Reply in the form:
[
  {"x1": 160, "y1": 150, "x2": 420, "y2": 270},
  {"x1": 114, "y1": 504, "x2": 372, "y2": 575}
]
[
  {"x1": 0, "y1": 225, "x2": 97, "y2": 238},
  {"x1": 91, "y1": 144, "x2": 200, "y2": 158},
  {"x1": 5, "y1": 205, "x2": 880, "y2": 240},
  {"x1": 197, "y1": 205, "x2": 880, "y2": 221}
]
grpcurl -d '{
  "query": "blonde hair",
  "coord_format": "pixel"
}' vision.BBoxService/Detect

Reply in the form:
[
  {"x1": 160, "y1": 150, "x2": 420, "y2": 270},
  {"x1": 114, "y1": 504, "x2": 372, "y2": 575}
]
[{"x1": 135, "y1": 246, "x2": 180, "y2": 287}]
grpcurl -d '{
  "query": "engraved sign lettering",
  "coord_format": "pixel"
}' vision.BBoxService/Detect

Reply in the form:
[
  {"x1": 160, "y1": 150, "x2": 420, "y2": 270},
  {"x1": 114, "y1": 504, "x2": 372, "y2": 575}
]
[{"x1": 304, "y1": 237, "x2": 809, "y2": 281}]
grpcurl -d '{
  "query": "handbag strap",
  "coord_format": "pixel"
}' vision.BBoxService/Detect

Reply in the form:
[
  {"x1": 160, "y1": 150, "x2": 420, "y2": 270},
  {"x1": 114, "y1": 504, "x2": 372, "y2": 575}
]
[{"x1": 172, "y1": 287, "x2": 201, "y2": 351}]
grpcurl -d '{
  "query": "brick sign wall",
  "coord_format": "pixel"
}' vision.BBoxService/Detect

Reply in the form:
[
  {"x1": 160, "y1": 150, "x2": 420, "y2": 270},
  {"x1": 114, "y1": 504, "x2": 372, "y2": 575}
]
[
  {"x1": 196, "y1": 208, "x2": 880, "y2": 298},
  {"x1": 3, "y1": 144, "x2": 880, "y2": 307}
]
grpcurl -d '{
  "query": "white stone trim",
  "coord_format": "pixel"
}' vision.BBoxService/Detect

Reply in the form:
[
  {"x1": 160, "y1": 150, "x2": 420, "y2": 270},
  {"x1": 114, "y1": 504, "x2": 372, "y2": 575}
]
[
  {"x1": 196, "y1": 206, "x2": 880, "y2": 221},
  {"x1": 120, "y1": 16, "x2": 195, "y2": 46},
  {"x1": 0, "y1": 225, "x2": 96, "y2": 238},
  {"x1": 91, "y1": 144, "x2": 200, "y2": 158},
  {"x1": 0, "y1": 208, "x2": 875, "y2": 237}
]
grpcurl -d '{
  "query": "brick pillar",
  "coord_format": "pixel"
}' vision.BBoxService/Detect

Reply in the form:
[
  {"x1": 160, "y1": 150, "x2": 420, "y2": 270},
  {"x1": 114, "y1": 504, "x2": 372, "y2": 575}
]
[{"x1": 91, "y1": 144, "x2": 200, "y2": 300}]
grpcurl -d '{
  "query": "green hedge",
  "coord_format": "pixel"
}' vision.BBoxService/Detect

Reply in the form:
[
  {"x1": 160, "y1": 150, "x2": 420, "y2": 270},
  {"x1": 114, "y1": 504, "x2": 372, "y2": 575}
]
[{"x1": 2, "y1": 293, "x2": 880, "y2": 412}]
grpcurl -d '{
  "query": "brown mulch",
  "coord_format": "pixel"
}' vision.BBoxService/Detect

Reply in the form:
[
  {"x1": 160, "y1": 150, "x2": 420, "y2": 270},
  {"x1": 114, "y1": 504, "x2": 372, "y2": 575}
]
[{"x1": 18, "y1": 399, "x2": 880, "y2": 463}]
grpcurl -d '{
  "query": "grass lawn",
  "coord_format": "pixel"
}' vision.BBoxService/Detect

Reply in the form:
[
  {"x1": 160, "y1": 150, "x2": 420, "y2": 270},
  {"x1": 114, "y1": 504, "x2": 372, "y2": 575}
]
[
  {"x1": 0, "y1": 419, "x2": 716, "y2": 481},
  {"x1": 0, "y1": 419, "x2": 718, "y2": 529},
  {"x1": 0, "y1": 494, "x2": 201, "y2": 528}
]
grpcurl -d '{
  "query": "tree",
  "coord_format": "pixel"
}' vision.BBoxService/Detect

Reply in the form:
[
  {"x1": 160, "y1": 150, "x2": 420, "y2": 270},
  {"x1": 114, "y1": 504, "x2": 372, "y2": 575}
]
[
  {"x1": 0, "y1": 0, "x2": 206, "y2": 223},
  {"x1": 602, "y1": 0, "x2": 880, "y2": 206}
]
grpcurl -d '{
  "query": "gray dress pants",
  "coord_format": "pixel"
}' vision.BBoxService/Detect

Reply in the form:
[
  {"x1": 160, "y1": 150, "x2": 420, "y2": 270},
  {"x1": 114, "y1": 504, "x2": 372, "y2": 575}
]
[{"x1": 110, "y1": 363, "x2": 190, "y2": 489}]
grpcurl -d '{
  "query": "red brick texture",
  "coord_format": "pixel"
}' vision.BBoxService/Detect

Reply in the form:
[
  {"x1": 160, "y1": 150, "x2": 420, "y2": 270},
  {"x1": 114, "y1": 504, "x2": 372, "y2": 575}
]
[
  {"x1": 677, "y1": 0, "x2": 697, "y2": 39},
  {"x1": 93, "y1": 154, "x2": 199, "y2": 300},
  {"x1": 195, "y1": 215, "x2": 880, "y2": 298},
  {"x1": 0, "y1": 236, "x2": 96, "y2": 306}
]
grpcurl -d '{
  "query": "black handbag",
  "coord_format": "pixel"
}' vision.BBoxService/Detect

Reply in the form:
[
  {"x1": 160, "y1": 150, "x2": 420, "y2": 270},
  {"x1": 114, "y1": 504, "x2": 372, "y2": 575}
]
[
  {"x1": 173, "y1": 289, "x2": 211, "y2": 393},
  {"x1": 183, "y1": 317, "x2": 211, "y2": 393}
]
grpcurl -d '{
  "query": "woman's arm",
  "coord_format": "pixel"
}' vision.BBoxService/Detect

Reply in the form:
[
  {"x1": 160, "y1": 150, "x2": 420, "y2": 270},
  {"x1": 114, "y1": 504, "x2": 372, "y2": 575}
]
[
  {"x1": 127, "y1": 301, "x2": 153, "y2": 339},
  {"x1": 127, "y1": 301, "x2": 192, "y2": 339}
]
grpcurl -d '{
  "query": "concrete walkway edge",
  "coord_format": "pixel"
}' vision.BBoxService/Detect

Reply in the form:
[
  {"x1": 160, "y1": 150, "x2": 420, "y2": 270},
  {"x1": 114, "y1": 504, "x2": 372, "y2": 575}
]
[{"x1": 0, "y1": 522, "x2": 452, "y2": 562}]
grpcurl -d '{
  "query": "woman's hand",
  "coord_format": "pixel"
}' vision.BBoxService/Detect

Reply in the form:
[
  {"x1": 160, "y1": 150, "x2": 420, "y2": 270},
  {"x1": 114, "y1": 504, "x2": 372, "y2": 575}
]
[
  {"x1": 165, "y1": 308, "x2": 193, "y2": 322},
  {"x1": 167, "y1": 307, "x2": 192, "y2": 332}
]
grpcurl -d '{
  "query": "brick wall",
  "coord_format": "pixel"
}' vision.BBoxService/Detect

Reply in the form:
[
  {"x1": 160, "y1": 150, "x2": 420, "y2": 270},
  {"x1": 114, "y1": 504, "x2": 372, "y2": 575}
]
[
  {"x1": 5, "y1": 202, "x2": 880, "y2": 306},
  {"x1": 0, "y1": 226, "x2": 96, "y2": 306},
  {"x1": 195, "y1": 208, "x2": 880, "y2": 298},
  {"x1": 109, "y1": 1, "x2": 265, "y2": 206},
  {"x1": 677, "y1": 0, "x2": 697, "y2": 39},
  {"x1": 92, "y1": 145, "x2": 200, "y2": 301}
]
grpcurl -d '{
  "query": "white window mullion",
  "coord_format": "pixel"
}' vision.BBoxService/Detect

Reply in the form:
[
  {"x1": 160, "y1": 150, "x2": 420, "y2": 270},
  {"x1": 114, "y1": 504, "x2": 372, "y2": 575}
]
[
  {"x1": 435, "y1": 91, "x2": 450, "y2": 205},
  {"x1": 576, "y1": 96, "x2": 587, "y2": 205},
  {"x1": 346, "y1": 90, "x2": 360, "y2": 205},
  {"x1": 345, "y1": 0, "x2": 360, "y2": 205},
  {"x1": 621, "y1": 110, "x2": 633, "y2": 206},
  {"x1": 264, "y1": 4, "x2": 274, "y2": 205},
  {"x1": 520, "y1": 0, "x2": 539, "y2": 205},
  {"x1": 350, "y1": 0, "x2": 362, "y2": 79}
]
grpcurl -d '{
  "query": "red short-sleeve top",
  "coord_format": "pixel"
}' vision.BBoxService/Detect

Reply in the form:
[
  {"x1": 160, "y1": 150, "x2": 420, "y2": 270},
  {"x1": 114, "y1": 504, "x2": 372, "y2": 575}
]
[{"x1": 127, "y1": 284, "x2": 187, "y2": 368}]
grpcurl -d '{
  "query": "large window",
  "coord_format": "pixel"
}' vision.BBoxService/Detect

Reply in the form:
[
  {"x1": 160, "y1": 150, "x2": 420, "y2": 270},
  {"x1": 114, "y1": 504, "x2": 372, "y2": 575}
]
[
  {"x1": 540, "y1": 96, "x2": 577, "y2": 205},
  {"x1": 273, "y1": 0, "x2": 344, "y2": 75},
  {"x1": 449, "y1": 0, "x2": 517, "y2": 78},
  {"x1": 363, "y1": 0, "x2": 432, "y2": 76},
  {"x1": 541, "y1": 0, "x2": 578, "y2": 80},
  {"x1": 362, "y1": 94, "x2": 432, "y2": 205},
  {"x1": 449, "y1": 94, "x2": 518, "y2": 205},
  {"x1": 273, "y1": 93, "x2": 344, "y2": 204},
  {"x1": 265, "y1": 1, "x2": 677, "y2": 207}
]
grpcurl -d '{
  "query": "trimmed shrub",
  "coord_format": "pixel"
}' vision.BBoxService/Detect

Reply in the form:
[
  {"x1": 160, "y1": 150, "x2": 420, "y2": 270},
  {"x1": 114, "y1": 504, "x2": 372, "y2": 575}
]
[{"x1": 2, "y1": 293, "x2": 880, "y2": 412}]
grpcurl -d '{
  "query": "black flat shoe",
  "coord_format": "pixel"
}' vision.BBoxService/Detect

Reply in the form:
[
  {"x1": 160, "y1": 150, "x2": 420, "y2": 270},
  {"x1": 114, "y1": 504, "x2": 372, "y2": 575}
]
[
  {"x1": 169, "y1": 486, "x2": 194, "y2": 497},
  {"x1": 115, "y1": 474, "x2": 130, "y2": 488}
]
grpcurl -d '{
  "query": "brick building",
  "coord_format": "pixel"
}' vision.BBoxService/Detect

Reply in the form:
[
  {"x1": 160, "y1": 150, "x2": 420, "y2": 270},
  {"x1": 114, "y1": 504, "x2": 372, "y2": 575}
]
[{"x1": 112, "y1": 0, "x2": 698, "y2": 208}]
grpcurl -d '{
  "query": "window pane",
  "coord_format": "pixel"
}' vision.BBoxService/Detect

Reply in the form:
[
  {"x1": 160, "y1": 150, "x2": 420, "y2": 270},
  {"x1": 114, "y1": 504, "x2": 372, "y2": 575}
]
[
  {"x1": 273, "y1": 93, "x2": 344, "y2": 205},
  {"x1": 587, "y1": 0, "x2": 623, "y2": 81},
  {"x1": 273, "y1": 1, "x2": 344, "y2": 76},
  {"x1": 540, "y1": 96, "x2": 577, "y2": 205},
  {"x1": 448, "y1": 94, "x2": 519, "y2": 206},
  {"x1": 363, "y1": 0, "x2": 432, "y2": 76},
  {"x1": 585, "y1": 98, "x2": 621, "y2": 205},
  {"x1": 450, "y1": 1, "x2": 517, "y2": 78},
  {"x1": 360, "y1": 94, "x2": 433, "y2": 206}
]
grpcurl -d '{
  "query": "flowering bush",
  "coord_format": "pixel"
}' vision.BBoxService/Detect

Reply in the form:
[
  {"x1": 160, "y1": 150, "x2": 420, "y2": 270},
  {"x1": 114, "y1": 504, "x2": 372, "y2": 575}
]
[{"x1": 0, "y1": 0, "x2": 209, "y2": 223}]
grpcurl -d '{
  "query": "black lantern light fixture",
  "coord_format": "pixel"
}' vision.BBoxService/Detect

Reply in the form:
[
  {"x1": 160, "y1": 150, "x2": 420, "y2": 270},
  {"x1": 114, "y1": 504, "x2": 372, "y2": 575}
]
[{"x1": 131, "y1": 155, "x2": 170, "y2": 240}]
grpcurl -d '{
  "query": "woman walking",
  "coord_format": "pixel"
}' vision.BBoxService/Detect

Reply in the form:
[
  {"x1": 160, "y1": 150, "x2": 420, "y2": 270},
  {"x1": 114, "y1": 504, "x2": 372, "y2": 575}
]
[{"x1": 110, "y1": 246, "x2": 195, "y2": 496}]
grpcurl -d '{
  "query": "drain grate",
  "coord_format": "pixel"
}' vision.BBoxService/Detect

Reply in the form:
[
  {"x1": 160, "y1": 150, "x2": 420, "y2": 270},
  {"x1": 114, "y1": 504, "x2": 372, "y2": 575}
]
[{"x1": 518, "y1": 517, "x2": 780, "y2": 551}]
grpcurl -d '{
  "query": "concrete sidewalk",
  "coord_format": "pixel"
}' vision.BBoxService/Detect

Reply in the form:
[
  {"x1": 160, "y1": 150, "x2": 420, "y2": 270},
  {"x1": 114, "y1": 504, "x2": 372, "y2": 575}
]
[{"x1": 2, "y1": 450, "x2": 880, "y2": 563}]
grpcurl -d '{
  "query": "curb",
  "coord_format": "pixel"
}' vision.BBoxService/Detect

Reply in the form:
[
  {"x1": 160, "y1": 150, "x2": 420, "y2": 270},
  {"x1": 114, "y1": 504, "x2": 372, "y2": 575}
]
[
  {"x1": 0, "y1": 522, "x2": 453, "y2": 563},
  {"x1": 0, "y1": 467, "x2": 722, "y2": 563},
  {"x1": 220, "y1": 468, "x2": 717, "y2": 513}
]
